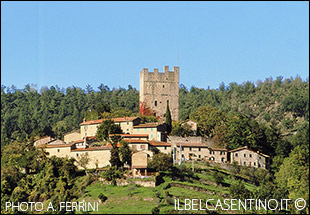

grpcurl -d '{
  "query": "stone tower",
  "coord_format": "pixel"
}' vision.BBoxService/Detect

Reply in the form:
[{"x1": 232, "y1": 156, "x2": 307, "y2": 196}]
[{"x1": 139, "y1": 66, "x2": 179, "y2": 121}]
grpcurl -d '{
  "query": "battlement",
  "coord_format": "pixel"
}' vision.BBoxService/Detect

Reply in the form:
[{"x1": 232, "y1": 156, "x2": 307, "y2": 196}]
[{"x1": 140, "y1": 66, "x2": 179, "y2": 82}]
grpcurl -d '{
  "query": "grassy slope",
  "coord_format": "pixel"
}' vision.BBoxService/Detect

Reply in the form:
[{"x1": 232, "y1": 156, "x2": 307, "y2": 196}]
[{"x1": 77, "y1": 162, "x2": 259, "y2": 214}]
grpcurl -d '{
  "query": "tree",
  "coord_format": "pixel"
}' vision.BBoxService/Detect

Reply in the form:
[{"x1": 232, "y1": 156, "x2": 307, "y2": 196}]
[
  {"x1": 171, "y1": 122, "x2": 194, "y2": 137},
  {"x1": 275, "y1": 124, "x2": 309, "y2": 214},
  {"x1": 190, "y1": 106, "x2": 226, "y2": 138},
  {"x1": 77, "y1": 153, "x2": 90, "y2": 174},
  {"x1": 119, "y1": 140, "x2": 132, "y2": 167},
  {"x1": 95, "y1": 120, "x2": 123, "y2": 142},
  {"x1": 109, "y1": 136, "x2": 122, "y2": 169},
  {"x1": 165, "y1": 101, "x2": 172, "y2": 135},
  {"x1": 148, "y1": 153, "x2": 173, "y2": 172},
  {"x1": 229, "y1": 180, "x2": 252, "y2": 199}
]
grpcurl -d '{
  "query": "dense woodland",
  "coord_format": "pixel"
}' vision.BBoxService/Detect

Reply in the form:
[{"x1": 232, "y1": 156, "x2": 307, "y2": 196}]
[{"x1": 1, "y1": 76, "x2": 309, "y2": 213}]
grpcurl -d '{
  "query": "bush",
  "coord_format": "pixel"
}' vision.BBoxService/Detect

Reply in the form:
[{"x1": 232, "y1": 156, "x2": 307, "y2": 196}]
[
  {"x1": 151, "y1": 206, "x2": 160, "y2": 214},
  {"x1": 98, "y1": 193, "x2": 108, "y2": 203},
  {"x1": 212, "y1": 171, "x2": 224, "y2": 185}
]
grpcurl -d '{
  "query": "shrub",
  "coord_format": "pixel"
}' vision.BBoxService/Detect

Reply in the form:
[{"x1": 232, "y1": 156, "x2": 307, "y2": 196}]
[
  {"x1": 98, "y1": 193, "x2": 108, "y2": 203},
  {"x1": 151, "y1": 206, "x2": 160, "y2": 214},
  {"x1": 212, "y1": 171, "x2": 224, "y2": 185}
]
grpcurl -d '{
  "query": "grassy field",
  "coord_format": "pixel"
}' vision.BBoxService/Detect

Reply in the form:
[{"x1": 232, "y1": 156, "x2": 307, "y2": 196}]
[{"x1": 76, "y1": 162, "x2": 259, "y2": 214}]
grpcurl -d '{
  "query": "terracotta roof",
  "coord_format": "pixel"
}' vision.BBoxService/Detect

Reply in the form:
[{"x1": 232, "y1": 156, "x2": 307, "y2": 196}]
[
  {"x1": 105, "y1": 142, "x2": 121, "y2": 148},
  {"x1": 133, "y1": 123, "x2": 160, "y2": 128},
  {"x1": 80, "y1": 117, "x2": 139, "y2": 125},
  {"x1": 176, "y1": 143, "x2": 209, "y2": 148},
  {"x1": 209, "y1": 148, "x2": 228, "y2": 151},
  {"x1": 38, "y1": 143, "x2": 74, "y2": 148},
  {"x1": 149, "y1": 141, "x2": 171, "y2": 147},
  {"x1": 123, "y1": 139, "x2": 149, "y2": 143},
  {"x1": 110, "y1": 134, "x2": 149, "y2": 138},
  {"x1": 229, "y1": 146, "x2": 270, "y2": 157},
  {"x1": 112, "y1": 117, "x2": 139, "y2": 122},
  {"x1": 73, "y1": 136, "x2": 97, "y2": 144},
  {"x1": 71, "y1": 146, "x2": 111, "y2": 151}
]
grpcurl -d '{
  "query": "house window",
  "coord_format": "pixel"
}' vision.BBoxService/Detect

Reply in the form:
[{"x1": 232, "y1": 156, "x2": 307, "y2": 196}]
[
  {"x1": 235, "y1": 153, "x2": 238, "y2": 157},
  {"x1": 145, "y1": 128, "x2": 147, "y2": 131},
  {"x1": 254, "y1": 162, "x2": 256, "y2": 166},
  {"x1": 76, "y1": 153, "x2": 79, "y2": 157},
  {"x1": 151, "y1": 128, "x2": 153, "y2": 131},
  {"x1": 127, "y1": 122, "x2": 129, "y2": 125},
  {"x1": 221, "y1": 158, "x2": 225, "y2": 162},
  {"x1": 198, "y1": 148, "x2": 201, "y2": 151},
  {"x1": 163, "y1": 85, "x2": 165, "y2": 88},
  {"x1": 164, "y1": 146, "x2": 167, "y2": 150},
  {"x1": 189, "y1": 147, "x2": 192, "y2": 151},
  {"x1": 85, "y1": 133, "x2": 87, "y2": 136},
  {"x1": 198, "y1": 155, "x2": 201, "y2": 159},
  {"x1": 244, "y1": 161, "x2": 246, "y2": 165},
  {"x1": 244, "y1": 154, "x2": 246, "y2": 157},
  {"x1": 249, "y1": 154, "x2": 252, "y2": 158},
  {"x1": 259, "y1": 156, "x2": 261, "y2": 159},
  {"x1": 127, "y1": 128, "x2": 129, "y2": 132},
  {"x1": 151, "y1": 134, "x2": 153, "y2": 139},
  {"x1": 154, "y1": 113, "x2": 156, "y2": 117},
  {"x1": 141, "y1": 145, "x2": 145, "y2": 149},
  {"x1": 57, "y1": 149, "x2": 60, "y2": 153},
  {"x1": 155, "y1": 101, "x2": 157, "y2": 106}
]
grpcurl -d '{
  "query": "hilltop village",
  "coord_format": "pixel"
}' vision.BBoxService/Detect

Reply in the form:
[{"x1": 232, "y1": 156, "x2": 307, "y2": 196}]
[{"x1": 35, "y1": 66, "x2": 269, "y2": 174}]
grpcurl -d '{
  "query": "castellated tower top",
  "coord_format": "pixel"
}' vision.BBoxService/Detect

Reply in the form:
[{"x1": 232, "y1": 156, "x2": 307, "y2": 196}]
[{"x1": 139, "y1": 66, "x2": 179, "y2": 121}]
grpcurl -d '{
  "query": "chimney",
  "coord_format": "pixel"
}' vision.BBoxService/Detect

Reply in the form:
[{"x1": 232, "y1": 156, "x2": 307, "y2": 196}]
[{"x1": 83, "y1": 118, "x2": 86, "y2": 122}]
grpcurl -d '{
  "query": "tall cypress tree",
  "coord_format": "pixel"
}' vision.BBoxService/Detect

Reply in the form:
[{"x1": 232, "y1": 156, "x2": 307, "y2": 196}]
[
  {"x1": 109, "y1": 135, "x2": 122, "y2": 168},
  {"x1": 165, "y1": 101, "x2": 172, "y2": 135}
]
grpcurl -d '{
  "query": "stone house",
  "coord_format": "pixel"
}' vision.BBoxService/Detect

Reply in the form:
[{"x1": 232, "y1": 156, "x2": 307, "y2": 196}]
[
  {"x1": 64, "y1": 130, "x2": 81, "y2": 143},
  {"x1": 175, "y1": 143, "x2": 209, "y2": 161},
  {"x1": 79, "y1": 117, "x2": 141, "y2": 138},
  {"x1": 230, "y1": 146, "x2": 270, "y2": 169},
  {"x1": 131, "y1": 151, "x2": 153, "y2": 176},
  {"x1": 133, "y1": 123, "x2": 167, "y2": 141},
  {"x1": 148, "y1": 141, "x2": 172, "y2": 154},
  {"x1": 208, "y1": 148, "x2": 228, "y2": 163}
]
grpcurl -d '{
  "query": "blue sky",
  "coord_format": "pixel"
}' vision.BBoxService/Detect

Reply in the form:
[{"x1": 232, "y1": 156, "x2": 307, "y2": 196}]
[{"x1": 1, "y1": 1, "x2": 309, "y2": 91}]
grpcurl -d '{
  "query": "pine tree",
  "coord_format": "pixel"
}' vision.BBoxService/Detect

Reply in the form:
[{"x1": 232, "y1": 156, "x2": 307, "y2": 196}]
[{"x1": 165, "y1": 101, "x2": 172, "y2": 135}]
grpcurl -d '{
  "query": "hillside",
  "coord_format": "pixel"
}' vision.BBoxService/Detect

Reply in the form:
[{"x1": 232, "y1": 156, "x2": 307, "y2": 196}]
[{"x1": 76, "y1": 162, "x2": 270, "y2": 214}]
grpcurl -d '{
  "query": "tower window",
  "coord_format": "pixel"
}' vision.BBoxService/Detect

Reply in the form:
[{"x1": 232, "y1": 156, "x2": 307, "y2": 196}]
[
  {"x1": 163, "y1": 85, "x2": 165, "y2": 88},
  {"x1": 155, "y1": 101, "x2": 157, "y2": 106}
]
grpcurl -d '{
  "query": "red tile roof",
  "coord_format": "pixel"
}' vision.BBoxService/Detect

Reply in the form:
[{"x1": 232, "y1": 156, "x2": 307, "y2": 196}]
[
  {"x1": 110, "y1": 134, "x2": 149, "y2": 138},
  {"x1": 148, "y1": 141, "x2": 171, "y2": 147},
  {"x1": 71, "y1": 146, "x2": 111, "y2": 151},
  {"x1": 80, "y1": 117, "x2": 139, "y2": 125},
  {"x1": 133, "y1": 123, "x2": 160, "y2": 128},
  {"x1": 176, "y1": 143, "x2": 209, "y2": 148},
  {"x1": 38, "y1": 143, "x2": 74, "y2": 148},
  {"x1": 229, "y1": 146, "x2": 269, "y2": 157},
  {"x1": 123, "y1": 139, "x2": 149, "y2": 143}
]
